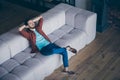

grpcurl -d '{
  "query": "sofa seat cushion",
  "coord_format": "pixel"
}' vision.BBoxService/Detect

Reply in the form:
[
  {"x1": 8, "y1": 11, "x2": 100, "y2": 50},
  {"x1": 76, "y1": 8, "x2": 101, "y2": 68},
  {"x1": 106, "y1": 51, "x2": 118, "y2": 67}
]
[
  {"x1": 1, "y1": 59, "x2": 20, "y2": 72},
  {"x1": 34, "y1": 53, "x2": 62, "y2": 68},
  {"x1": 1, "y1": 73, "x2": 21, "y2": 80},
  {"x1": 23, "y1": 58, "x2": 47, "y2": 80},
  {"x1": 13, "y1": 52, "x2": 31, "y2": 64},
  {"x1": 55, "y1": 28, "x2": 87, "y2": 51},
  {"x1": 11, "y1": 65, "x2": 35, "y2": 80},
  {"x1": 0, "y1": 51, "x2": 38, "y2": 80},
  {"x1": 48, "y1": 24, "x2": 74, "y2": 42},
  {"x1": 41, "y1": 9, "x2": 65, "y2": 35},
  {"x1": 0, "y1": 67, "x2": 8, "y2": 78},
  {"x1": 34, "y1": 51, "x2": 74, "y2": 68},
  {"x1": 23, "y1": 47, "x2": 36, "y2": 57},
  {"x1": 1, "y1": 65, "x2": 35, "y2": 80}
]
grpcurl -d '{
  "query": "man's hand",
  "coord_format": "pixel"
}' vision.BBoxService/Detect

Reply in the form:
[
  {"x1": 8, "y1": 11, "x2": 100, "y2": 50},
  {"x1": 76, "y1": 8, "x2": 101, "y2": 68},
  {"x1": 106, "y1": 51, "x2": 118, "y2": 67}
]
[
  {"x1": 39, "y1": 16, "x2": 43, "y2": 19},
  {"x1": 33, "y1": 16, "x2": 43, "y2": 22},
  {"x1": 18, "y1": 25, "x2": 28, "y2": 31}
]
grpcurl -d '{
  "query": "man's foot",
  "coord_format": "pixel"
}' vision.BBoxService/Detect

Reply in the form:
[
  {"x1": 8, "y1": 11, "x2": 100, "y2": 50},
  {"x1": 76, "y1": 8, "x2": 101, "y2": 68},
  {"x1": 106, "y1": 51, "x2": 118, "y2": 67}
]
[
  {"x1": 62, "y1": 70, "x2": 75, "y2": 75},
  {"x1": 66, "y1": 46, "x2": 77, "y2": 54}
]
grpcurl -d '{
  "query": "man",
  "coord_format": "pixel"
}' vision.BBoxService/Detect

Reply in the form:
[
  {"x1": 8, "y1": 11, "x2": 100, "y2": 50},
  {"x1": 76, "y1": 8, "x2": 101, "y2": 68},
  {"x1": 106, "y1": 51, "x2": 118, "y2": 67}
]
[{"x1": 19, "y1": 16, "x2": 77, "y2": 74}]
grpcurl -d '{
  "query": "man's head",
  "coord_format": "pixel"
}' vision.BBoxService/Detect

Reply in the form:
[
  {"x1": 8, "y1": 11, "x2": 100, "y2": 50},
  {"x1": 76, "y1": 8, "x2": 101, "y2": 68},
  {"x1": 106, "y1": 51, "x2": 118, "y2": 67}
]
[
  {"x1": 27, "y1": 20, "x2": 35, "y2": 29},
  {"x1": 24, "y1": 17, "x2": 35, "y2": 29}
]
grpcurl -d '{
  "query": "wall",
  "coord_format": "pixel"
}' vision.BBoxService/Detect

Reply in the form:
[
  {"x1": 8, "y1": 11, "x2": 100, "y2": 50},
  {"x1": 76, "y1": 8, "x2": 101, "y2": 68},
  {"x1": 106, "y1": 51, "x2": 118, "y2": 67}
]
[{"x1": 75, "y1": 0, "x2": 92, "y2": 10}]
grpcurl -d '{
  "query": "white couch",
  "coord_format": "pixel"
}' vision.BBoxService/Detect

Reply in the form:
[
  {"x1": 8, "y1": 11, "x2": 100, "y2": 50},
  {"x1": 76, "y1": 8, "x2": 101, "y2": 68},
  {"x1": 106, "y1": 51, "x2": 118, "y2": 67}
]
[{"x1": 0, "y1": 3, "x2": 97, "y2": 80}]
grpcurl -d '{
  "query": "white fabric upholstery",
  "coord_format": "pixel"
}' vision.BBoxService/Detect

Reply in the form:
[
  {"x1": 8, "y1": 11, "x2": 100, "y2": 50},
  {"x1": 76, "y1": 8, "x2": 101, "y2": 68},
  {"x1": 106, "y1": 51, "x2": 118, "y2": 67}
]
[
  {"x1": 55, "y1": 29, "x2": 87, "y2": 50},
  {"x1": 11, "y1": 65, "x2": 35, "y2": 80},
  {"x1": 0, "y1": 31, "x2": 29, "y2": 57},
  {"x1": 48, "y1": 24, "x2": 73, "y2": 42},
  {"x1": 13, "y1": 52, "x2": 31, "y2": 64},
  {"x1": 1, "y1": 74, "x2": 21, "y2": 80},
  {"x1": 65, "y1": 7, "x2": 82, "y2": 27},
  {"x1": 0, "y1": 67, "x2": 8, "y2": 78},
  {"x1": 50, "y1": 3, "x2": 73, "y2": 12},
  {"x1": 0, "y1": 40, "x2": 11, "y2": 64},
  {"x1": 74, "y1": 10, "x2": 97, "y2": 44},
  {"x1": 1, "y1": 59, "x2": 20, "y2": 72},
  {"x1": 41, "y1": 9, "x2": 65, "y2": 35},
  {"x1": 23, "y1": 58, "x2": 42, "y2": 80},
  {"x1": 0, "y1": 3, "x2": 97, "y2": 80}
]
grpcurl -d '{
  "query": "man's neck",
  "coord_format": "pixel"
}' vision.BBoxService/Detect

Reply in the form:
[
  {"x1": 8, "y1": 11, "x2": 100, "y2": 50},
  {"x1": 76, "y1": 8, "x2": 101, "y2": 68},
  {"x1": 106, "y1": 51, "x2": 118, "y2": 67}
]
[{"x1": 30, "y1": 28, "x2": 35, "y2": 31}]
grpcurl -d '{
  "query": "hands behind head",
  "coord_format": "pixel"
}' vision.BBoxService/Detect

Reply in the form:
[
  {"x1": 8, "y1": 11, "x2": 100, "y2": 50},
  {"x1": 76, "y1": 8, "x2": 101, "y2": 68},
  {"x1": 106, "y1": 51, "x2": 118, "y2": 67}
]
[
  {"x1": 39, "y1": 16, "x2": 43, "y2": 19},
  {"x1": 25, "y1": 25, "x2": 29, "y2": 28}
]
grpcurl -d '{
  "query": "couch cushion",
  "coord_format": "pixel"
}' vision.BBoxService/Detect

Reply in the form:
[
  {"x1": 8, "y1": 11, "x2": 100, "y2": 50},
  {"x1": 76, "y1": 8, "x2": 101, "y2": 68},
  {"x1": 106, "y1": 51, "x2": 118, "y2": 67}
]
[
  {"x1": 74, "y1": 10, "x2": 91, "y2": 29},
  {"x1": 11, "y1": 65, "x2": 35, "y2": 80},
  {"x1": 13, "y1": 52, "x2": 31, "y2": 64},
  {"x1": 0, "y1": 67, "x2": 8, "y2": 78},
  {"x1": 55, "y1": 28, "x2": 87, "y2": 50},
  {"x1": 41, "y1": 9, "x2": 65, "y2": 35},
  {"x1": 65, "y1": 7, "x2": 82, "y2": 27},
  {"x1": 23, "y1": 58, "x2": 43, "y2": 80},
  {"x1": 0, "y1": 73, "x2": 21, "y2": 80},
  {"x1": 52, "y1": 3, "x2": 73, "y2": 12},
  {"x1": 48, "y1": 24, "x2": 73, "y2": 42},
  {"x1": 1, "y1": 59, "x2": 20, "y2": 72},
  {"x1": 23, "y1": 47, "x2": 36, "y2": 57},
  {"x1": 0, "y1": 40, "x2": 11, "y2": 64},
  {"x1": 0, "y1": 30, "x2": 29, "y2": 57},
  {"x1": 75, "y1": 11, "x2": 97, "y2": 44},
  {"x1": 34, "y1": 53, "x2": 63, "y2": 77}
]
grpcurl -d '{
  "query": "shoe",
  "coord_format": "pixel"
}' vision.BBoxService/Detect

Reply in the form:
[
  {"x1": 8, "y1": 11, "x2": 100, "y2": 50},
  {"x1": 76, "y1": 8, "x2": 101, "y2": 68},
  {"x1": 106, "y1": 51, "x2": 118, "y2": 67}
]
[
  {"x1": 66, "y1": 46, "x2": 77, "y2": 54},
  {"x1": 62, "y1": 70, "x2": 75, "y2": 75}
]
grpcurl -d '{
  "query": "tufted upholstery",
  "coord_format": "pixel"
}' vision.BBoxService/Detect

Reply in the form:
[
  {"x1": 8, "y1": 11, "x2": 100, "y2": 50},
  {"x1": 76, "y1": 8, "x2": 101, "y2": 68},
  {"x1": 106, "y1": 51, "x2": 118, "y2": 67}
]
[{"x1": 0, "y1": 3, "x2": 97, "y2": 80}]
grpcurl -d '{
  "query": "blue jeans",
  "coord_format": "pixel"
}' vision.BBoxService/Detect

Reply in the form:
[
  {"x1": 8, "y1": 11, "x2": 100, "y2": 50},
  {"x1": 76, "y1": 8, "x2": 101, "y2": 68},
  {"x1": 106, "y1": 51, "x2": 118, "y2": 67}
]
[{"x1": 40, "y1": 43, "x2": 69, "y2": 67}]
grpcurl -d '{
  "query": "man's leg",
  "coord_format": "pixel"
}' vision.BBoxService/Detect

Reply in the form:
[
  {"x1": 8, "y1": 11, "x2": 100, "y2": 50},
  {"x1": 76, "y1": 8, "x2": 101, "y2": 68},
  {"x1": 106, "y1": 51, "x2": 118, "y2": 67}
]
[
  {"x1": 52, "y1": 48, "x2": 69, "y2": 68},
  {"x1": 40, "y1": 43, "x2": 69, "y2": 67},
  {"x1": 40, "y1": 43, "x2": 75, "y2": 74}
]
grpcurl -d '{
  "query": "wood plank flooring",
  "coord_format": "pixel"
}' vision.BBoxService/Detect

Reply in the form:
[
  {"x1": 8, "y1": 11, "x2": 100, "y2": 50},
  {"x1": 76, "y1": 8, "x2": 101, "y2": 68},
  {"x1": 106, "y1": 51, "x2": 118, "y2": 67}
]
[
  {"x1": 45, "y1": 27, "x2": 120, "y2": 80},
  {"x1": 0, "y1": 1, "x2": 120, "y2": 80}
]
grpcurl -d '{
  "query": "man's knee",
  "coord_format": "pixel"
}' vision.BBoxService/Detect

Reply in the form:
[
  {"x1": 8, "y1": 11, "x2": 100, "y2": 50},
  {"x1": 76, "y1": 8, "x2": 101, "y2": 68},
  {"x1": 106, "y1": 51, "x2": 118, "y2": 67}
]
[{"x1": 61, "y1": 48, "x2": 67, "y2": 55}]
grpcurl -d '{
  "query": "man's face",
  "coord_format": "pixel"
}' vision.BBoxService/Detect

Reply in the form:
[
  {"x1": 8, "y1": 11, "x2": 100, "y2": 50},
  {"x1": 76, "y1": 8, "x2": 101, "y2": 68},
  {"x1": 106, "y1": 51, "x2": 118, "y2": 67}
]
[{"x1": 27, "y1": 20, "x2": 35, "y2": 29}]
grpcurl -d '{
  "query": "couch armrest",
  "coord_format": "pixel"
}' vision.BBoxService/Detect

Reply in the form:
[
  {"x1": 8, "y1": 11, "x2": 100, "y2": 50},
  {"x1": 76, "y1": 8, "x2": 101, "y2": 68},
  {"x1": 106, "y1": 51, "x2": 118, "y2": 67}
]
[
  {"x1": 75, "y1": 10, "x2": 97, "y2": 44},
  {"x1": 65, "y1": 6, "x2": 97, "y2": 44}
]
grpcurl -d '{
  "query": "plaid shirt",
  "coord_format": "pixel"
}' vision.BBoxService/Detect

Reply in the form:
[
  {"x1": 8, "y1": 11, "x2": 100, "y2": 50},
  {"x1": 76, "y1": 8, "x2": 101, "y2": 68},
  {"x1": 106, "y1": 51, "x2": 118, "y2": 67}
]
[{"x1": 19, "y1": 18, "x2": 51, "y2": 53}]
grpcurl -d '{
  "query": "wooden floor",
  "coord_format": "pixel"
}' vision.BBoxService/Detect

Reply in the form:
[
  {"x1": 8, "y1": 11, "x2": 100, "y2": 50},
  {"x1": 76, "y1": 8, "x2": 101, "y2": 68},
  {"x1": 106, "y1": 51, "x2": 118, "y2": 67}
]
[
  {"x1": 45, "y1": 27, "x2": 120, "y2": 80},
  {"x1": 0, "y1": 1, "x2": 120, "y2": 80}
]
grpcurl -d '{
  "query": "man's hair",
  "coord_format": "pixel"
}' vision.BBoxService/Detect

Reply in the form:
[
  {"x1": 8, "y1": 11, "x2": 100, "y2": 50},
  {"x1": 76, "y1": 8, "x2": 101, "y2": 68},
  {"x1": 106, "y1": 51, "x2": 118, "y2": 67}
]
[
  {"x1": 24, "y1": 17, "x2": 38, "y2": 26},
  {"x1": 24, "y1": 17, "x2": 31, "y2": 25}
]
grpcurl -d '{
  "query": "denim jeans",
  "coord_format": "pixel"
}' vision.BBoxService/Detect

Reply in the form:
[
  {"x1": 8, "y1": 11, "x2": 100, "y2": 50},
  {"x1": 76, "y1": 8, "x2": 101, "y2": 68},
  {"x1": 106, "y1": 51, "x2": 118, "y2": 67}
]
[{"x1": 40, "y1": 43, "x2": 69, "y2": 67}]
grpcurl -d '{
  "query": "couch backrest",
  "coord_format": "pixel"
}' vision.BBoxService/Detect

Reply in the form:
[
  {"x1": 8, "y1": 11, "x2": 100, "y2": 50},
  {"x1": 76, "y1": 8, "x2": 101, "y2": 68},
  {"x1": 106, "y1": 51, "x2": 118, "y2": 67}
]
[
  {"x1": 0, "y1": 40, "x2": 11, "y2": 64},
  {"x1": 40, "y1": 9, "x2": 65, "y2": 35},
  {"x1": 0, "y1": 28, "x2": 29, "y2": 58},
  {"x1": 33, "y1": 3, "x2": 73, "y2": 35}
]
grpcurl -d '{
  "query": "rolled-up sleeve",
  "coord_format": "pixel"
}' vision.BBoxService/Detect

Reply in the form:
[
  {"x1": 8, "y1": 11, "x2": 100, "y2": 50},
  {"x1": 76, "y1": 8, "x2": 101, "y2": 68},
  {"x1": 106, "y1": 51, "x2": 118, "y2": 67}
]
[
  {"x1": 19, "y1": 29, "x2": 30, "y2": 40},
  {"x1": 37, "y1": 18, "x2": 43, "y2": 30}
]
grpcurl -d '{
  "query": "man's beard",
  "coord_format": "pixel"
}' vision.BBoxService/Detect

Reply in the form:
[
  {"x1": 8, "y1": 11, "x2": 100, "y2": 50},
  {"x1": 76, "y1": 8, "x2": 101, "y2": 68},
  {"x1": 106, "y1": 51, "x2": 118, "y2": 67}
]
[{"x1": 29, "y1": 26, "x2": 35, "y2": 29}]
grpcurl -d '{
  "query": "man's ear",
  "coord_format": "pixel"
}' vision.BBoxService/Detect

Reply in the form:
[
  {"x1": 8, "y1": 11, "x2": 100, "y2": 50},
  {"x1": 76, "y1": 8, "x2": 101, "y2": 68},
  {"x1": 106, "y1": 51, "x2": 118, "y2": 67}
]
[{"x1": 34, "y1": 21, "x2": 38, "y2": 26}]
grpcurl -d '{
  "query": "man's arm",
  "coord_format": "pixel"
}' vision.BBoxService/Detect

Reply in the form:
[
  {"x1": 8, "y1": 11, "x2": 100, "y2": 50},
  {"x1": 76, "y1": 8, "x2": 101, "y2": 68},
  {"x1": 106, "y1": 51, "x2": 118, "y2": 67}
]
[
  {"x1": 18, "y1": 25, "x2": 28, "y2": 31},
  {"x1": 18, "y1": 25, "x2": 30, "y2": 39},
  {"x1": 36, "y1": 16, "x2": 43, "y2": 30},
  {"x1": 33, "y1": 16, "x2": 43, "y2": 23},
  {"x1": 35, "y1": 16, "x2": 51, "y2": 42}
]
